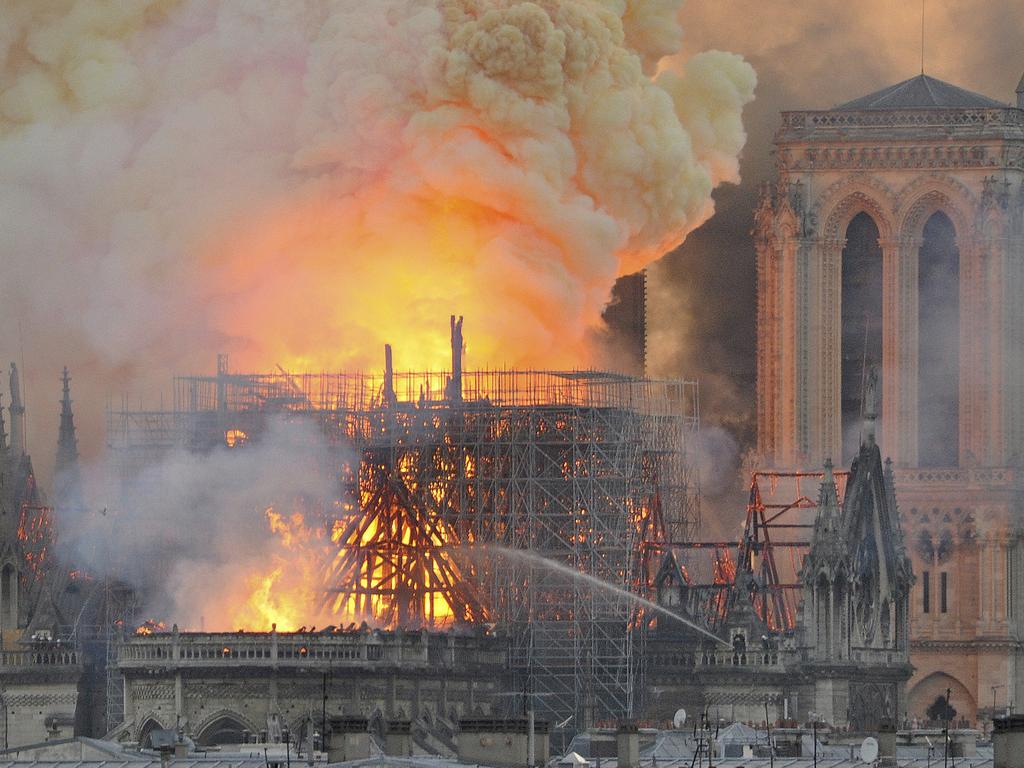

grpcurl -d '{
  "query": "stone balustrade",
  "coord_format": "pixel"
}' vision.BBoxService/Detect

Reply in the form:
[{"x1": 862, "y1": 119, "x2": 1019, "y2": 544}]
[
  {"x1": 781, "y1": 107, "x2": 1024, "y2": 132},
  {"x1": 0, "y1": 648, "x2": 80, "y2": 668},
  {"x1": 649, "y1": 649, "x2": 784, "y2": 669},
  {"x1": 697, "y1": 650, "x2": 783, "y2": 667},
  {"x1": 117, "y1": 628, "x2": 503, "y2": 670}
]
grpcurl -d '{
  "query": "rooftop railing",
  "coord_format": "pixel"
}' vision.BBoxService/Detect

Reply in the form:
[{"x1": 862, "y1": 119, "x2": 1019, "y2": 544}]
[
  {"x1": 117, "y1": 630, "x2": 503, "y2": 669},
  {"x1": 780, "y1": 107, "x2": 1024, "y2": 133},
  {"x1": 0, "y1": 648, "x2": 80, "y2": 667}
]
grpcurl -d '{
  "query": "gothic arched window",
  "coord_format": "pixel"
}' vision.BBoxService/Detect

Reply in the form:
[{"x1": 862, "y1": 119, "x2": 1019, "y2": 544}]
[
  {"x1": 918, "y1": 211, "x2": 960, "y2": 467},
  {"x1": 842, "y1": 212, "x2": 883, "y2": 462}
]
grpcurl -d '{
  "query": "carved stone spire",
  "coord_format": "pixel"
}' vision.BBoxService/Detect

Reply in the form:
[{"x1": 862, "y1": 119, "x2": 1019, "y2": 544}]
[
  {"x1": 862, "y1": 364, "x2": 879, "y2": 448},
  {"x1": 1017, "y1": 72, "x2": 1024, "y2": 109},
  {"x1": 812, "y1": 457, "x2": 840, "y2": 541},
  {"x1": 8, "y1": 362, "x2": 25, "y2": 456},
  {"x1": 54, "y1": 367, "x2": 83, "y2": 512},
  {"x1": 56, "y1": 367, "x2": 78, "y2": 464}
]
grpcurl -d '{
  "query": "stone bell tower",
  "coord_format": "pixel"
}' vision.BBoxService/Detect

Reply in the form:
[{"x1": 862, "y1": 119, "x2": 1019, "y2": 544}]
[{"x1": 755, "y1": 73, "x2": 1024, "y2": 724}]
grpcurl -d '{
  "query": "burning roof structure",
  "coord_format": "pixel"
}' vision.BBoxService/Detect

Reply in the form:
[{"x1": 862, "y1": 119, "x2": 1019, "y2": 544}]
[{"x1": 104, "y1": 318, "x2": 700, "y2": 728}]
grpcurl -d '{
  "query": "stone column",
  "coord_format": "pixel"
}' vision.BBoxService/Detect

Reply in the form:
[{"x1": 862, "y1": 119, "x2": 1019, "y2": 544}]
[
  {"x1": 879, "y1": 238, "x2": 901, "y2": 458},
  {"x1": 616, "y1": 723, "x2": 640, "y2": 768},
  {"x1": 779, "y1": 237, "x2": 800, "y2": 464},
  {"x1": 756, "y1": 236, "x2": 779, "y2": 460},
  {"x1": 815, "y1": 239, "x2": 844, "y2": 464},
  {"x1": 174, "y1": 672, "x2": 183, "y2": 721},
  {"x1": 980, "y1": 534, "x2": 992, "y2": 631},
  {"x1": 986, "y1": 240, "x2": 1005, "y2": 465},
  {"x1": 828, "y1": 582, "x2": 836, "y2": 659},
  {"x1": 123, "y1": 676, "x2": 135, "y2": 724},
  {"x1": 961, "y1": 238, "x2": 985, "y2": 466},
  {"x1": 997, "y1": 536, "x2": 1008, "y2": 627},
  {"x1": 893, "y1": 237, "x2": 921, "y2": 466}
]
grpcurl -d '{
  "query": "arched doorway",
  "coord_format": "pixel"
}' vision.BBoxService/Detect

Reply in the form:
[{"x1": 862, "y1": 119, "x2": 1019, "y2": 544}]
[
  {"x1": 908, "y1": 671, "x2": 974, "y2": 726},
  {"x1": 918, "y1": 211, "x2": 960, "y2": 467},
  {"x1": 197, "y1": 714, "x2": 250, "y2": 746},
  {"x1": 841, "y1": 212, "x2": 883, "y2": 462},
  {"x1": 137, "y1": 718, "x2": 165, "y2": 748}
]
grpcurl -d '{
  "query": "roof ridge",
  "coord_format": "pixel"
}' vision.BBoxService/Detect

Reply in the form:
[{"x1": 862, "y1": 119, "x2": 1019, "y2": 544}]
[
  {"x1": 920, "y1": 74, "x2": 939, "y2": 105},
  {"x1": 833, "y1": 72, "x2": 1008, "y2": 110}
]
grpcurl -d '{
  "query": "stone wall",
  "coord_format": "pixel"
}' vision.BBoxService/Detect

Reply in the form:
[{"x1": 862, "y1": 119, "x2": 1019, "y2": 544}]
[
  {"x1": 116, "y1": 628, "x2": 506, "y2": 745},
  {"x1": 0, "y1": 647, "x2": 82, "y2": 748}
]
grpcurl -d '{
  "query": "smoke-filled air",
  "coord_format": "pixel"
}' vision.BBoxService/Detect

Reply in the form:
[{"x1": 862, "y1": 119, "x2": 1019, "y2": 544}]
[
  {"x1": 1, "y1": 0, "x2": 754, "y2": 384},
  {"x1": 1, "y1": 0, "x2": 754, "y2": 630}
]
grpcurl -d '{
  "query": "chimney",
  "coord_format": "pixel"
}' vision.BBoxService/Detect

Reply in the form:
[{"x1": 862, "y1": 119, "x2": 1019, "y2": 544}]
[
  {"x1": 384, "y1": 720, "x2": 412, "y2": 757},
  {"x1": 457, "y1": 718, "x2": 550, "y2": 767},
  {"x1": 326, "y1": 717, "x2": 370, "y2": 762},
  {"x1": 949, "y1": 727, "x2": 978, "y2": 758},
  {"x1": 877, "y1": 718, "x2": 897, "y2": 768},
  {"x1": 617, "y1": 722, "x2": 640, "y2": 768},
  {"x1": 993, "y1": 715, "x2": 1024, "y2": 768}
]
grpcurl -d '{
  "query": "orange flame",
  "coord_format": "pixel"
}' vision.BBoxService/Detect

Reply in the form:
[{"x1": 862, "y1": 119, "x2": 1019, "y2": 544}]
[
  {"x1": 228, "y1": 506, "x2": 335, "y2": 632},
  {"x1": 135, "y1": 619, "x2": 167, "y2": 635}
]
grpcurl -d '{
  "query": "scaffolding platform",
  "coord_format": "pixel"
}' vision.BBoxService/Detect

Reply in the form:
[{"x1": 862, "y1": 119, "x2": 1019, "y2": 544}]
[{"x1": 106, "y1": 357, "x2": 700, "y2": 729}]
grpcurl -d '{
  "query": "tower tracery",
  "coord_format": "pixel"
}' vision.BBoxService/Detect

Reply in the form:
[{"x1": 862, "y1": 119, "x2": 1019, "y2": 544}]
[{"x1": 757, "y1": 73, "x2": 1024, "y2": 724}]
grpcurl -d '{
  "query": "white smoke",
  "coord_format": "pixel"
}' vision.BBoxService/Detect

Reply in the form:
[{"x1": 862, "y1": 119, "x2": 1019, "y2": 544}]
[
  {"x1": 3, "y1": 1, "x2": 758, "y2": 624},
  {"x1": 61, "y1": 417, "x2": 341, "y2": 629},
  {"x1": 0, "y1": 1, "x2": 755, "y2": 471}
]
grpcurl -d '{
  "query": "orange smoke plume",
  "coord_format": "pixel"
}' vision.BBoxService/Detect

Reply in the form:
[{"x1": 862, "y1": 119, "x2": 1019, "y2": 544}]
[{"x1": 1, "y1": 0, "x2": 755, "y2": 390}]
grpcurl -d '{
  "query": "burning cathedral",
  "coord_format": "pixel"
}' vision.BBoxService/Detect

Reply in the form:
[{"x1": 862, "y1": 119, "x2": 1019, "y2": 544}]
[
  {"x1": 1, "y1": 322, "x2": 910, "y2": 753},
  {"x1": 1, "y1": 67, "x2": 1021, "y2": 759}
]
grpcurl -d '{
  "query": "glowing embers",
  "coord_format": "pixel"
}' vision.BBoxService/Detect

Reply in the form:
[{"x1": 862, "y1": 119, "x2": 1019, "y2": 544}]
[
  {"x1": 326, "y1": 445, "x2": 487, "y2": 629},
  {"x1": 707, "y1": 547, "x2": 736, "y2": 626},
  {"x1": 18, "y1": 503, "x2": 52, "y2": 578},
  {"x1": 135, "y1": 619, "x2": 168, "y2": 635},
  {"x1": 225, "y1": 428, "x2": 248, "y2": 448}
]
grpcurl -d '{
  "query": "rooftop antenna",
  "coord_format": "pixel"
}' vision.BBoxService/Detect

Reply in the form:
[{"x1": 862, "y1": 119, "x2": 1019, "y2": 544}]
[{"x1": 920, "y1": 0, "x2": 926, "y2": 75}]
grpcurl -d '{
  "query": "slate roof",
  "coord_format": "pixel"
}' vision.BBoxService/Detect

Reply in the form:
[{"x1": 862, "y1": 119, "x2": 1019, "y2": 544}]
[{"x1": 834, "y1": 74, "x2": 1008, "y2": 110}]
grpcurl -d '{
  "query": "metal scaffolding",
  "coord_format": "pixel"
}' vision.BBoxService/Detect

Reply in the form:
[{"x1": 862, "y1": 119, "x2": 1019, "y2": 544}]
[
  {"x1": 106, "y1": 347, "x2": 699, "y2": 728},
  {"x1": 656, "y1": 468, "x2": 850, "y2": 637}
]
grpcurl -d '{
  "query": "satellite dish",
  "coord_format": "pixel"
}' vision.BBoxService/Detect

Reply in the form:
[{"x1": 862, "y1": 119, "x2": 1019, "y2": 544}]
[
  {"x1": 673, "y1": 708, "x2": 688, "y2": 729},
  {"x1": 860, "y1": 736, "x2": 879, "y2": 764}
]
